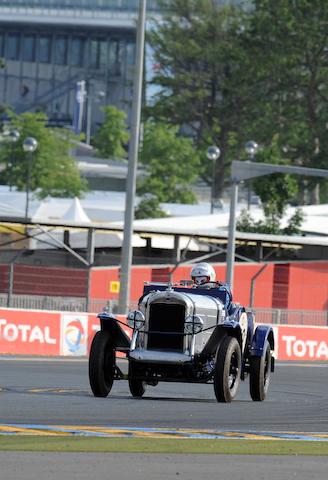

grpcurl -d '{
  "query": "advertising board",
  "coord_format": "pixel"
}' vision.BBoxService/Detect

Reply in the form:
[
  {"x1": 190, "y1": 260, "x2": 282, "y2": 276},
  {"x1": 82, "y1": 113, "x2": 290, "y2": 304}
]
[{"x1": 0, "y1": 308, "x2": 327, "y2": 361}]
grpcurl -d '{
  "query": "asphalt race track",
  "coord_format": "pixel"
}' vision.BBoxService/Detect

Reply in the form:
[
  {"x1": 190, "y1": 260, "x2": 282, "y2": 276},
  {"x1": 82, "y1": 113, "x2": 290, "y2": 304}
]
[{"x1": 0, "y1": 357, "x2": 327, "y2": 433}]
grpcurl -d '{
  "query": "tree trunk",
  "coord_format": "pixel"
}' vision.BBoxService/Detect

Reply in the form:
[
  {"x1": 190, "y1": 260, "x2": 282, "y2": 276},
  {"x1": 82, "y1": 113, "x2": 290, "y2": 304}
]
[{"x1": 310, "y1": 183, "x2": 320, "y2": 205}]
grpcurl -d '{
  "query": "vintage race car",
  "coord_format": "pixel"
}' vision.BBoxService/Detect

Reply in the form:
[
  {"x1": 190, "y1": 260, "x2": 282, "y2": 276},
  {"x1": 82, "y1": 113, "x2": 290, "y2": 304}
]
[{"x1": 89, "y1": 281, "x2": 275, "y2": 402}]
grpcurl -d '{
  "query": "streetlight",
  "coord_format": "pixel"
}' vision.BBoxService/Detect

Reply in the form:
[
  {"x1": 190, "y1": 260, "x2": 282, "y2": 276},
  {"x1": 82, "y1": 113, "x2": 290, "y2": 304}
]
[
  {"x1": 244, "y1": 141, "x2": 258, "y2": 209},
  {"x1": 207, "y1": 145, "x2": 221, "y2": 214},
  {"x1": 245, "y1": 140, "x2": 258, "y2": 158},
  {"x1": 118, "y1": 0, "x2": 147, "y2": 314},
  {"x1": 22, "y1": 137, "x2": 38, "y2": 222},
  {"x1": 7, "y1": 130, "x2": 20, "y2": 191}
]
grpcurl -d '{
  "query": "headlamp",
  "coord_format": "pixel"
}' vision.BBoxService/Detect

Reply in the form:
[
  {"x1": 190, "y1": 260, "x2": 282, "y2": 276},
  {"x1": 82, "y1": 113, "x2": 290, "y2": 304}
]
[
  {"x1": 127, "y1": 310, "x2": 145, "y2": 330},
  {"x1": 185, "y1": 315, "x2": 203, "y2": 334}
]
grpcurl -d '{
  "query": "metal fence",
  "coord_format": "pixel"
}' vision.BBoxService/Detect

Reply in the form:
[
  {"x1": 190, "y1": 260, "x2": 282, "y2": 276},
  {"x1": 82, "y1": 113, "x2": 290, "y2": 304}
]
[
  {"x1": 0, "y1": 294, "x2": 111, "y2": 313},
  {"x1": 252, "y1": 308, "x2": 328, "y2": 327},
  {"x1": 0, "y1": 293, "x2": 326, "y2": 325}
]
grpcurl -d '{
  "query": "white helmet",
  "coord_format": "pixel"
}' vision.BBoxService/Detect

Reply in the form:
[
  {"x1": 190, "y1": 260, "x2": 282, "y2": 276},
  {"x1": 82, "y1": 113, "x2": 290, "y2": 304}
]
[{"x1": 190, "y1": 263, "x2": 216, "y2": 285}]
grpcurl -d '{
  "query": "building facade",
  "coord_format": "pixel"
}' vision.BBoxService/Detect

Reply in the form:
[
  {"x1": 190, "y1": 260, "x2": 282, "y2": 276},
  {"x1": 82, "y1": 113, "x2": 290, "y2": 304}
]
[
  {"x1": 0, "y1": 1, "x2": 162, "y2": 135},
  {"x1": 0, "y1": 0, "x2": 243, "y2": 136}
]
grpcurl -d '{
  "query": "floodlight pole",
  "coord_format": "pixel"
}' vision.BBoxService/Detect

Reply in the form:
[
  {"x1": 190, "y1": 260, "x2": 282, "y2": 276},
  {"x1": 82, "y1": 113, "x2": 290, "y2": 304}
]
[
  {"x1": 118, "y1": 0, "x2": 146, "y2": 314},
  {"x1": 226, "y1": 180, "x2": 239, "y2": 288}
]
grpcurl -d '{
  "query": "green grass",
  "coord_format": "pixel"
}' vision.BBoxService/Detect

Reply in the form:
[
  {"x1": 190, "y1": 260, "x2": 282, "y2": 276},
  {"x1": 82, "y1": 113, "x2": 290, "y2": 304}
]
[{"x1": 0, "y1": 436, "x2": 327, "y2": 455}]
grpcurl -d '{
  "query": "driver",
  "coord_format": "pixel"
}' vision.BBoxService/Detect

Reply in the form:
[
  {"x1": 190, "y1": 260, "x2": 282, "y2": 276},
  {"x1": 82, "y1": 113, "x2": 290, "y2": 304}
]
[{"x1": 190, "y1": 262, "x2": 216, "y2": 287}]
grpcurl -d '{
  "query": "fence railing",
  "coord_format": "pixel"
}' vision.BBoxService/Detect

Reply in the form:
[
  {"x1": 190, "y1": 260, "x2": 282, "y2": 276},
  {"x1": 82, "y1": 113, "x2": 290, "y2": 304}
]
[
  {"x1": 0, "y1": 293, "x2": 326, "y2": 326},
  {"x1": 0, "y1": 294, "x2": 111, "y2": 314},
  {"x1": 252, "y1": 308, "x2": 327, "y2": 327}
]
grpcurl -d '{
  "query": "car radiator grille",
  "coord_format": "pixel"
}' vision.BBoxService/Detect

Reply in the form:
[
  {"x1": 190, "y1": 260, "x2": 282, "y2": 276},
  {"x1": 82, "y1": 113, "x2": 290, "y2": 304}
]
[{"x1": 147, "y1": 303, "x2": 185, "y2": 352}]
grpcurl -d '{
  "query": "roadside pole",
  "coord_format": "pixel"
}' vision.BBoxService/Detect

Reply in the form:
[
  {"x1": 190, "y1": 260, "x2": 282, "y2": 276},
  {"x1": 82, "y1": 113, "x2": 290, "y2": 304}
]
[{"x1": 118, "y1": 0, "x2": 147, "y2": 314}]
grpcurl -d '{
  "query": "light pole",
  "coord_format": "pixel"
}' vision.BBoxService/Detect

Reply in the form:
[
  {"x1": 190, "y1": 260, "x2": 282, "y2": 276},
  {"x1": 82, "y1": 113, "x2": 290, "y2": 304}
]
[
  {"x1": 22, "y1": 137, "x2": 38, "y2": 222},
  {"x1": 118, "y1": 0, "x2": 147, "y2": 314},
  {"x1": 207, "y1": 145, "x2": 221, "y2": 214},
  {"x1": 244, "y1": 141, "x2": 258, "y2": 209},
  {"x1": 7, "y1": 130, "x2": 20, "y2": 191}
]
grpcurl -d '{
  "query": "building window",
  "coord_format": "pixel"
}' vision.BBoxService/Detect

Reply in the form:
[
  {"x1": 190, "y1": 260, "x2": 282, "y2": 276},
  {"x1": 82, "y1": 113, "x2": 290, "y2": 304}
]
[
  {"x1": 0, "y1": 34, "x2": 4, "y2": 57},
  {"x1": 99, "y1": 40, "x2": 107, "y2": 69},
  {"x1": 7, "y1": 34, "x2": 20, "y2": 61},
  {"x1": 90, "y1": 39, "x2": 99, "y2": 69},
  {"x1": 109, "y1": 39, "x2": 123, "y2": 75},
  {"x1": 126, "y1": 42, "x2": 135, "y2": 65},
  {"x1": 39, "y1": 35, "x2": 51, "y2": 63},
  {"x1": 54, "y1": 36, "x2": 67, "y2": 65},
  {"x1": 71, "y1": 36, "x2": 84, "y2": 67},
  {"x1": 22, "y1": 34, "x2": 36, "y2": 62}
]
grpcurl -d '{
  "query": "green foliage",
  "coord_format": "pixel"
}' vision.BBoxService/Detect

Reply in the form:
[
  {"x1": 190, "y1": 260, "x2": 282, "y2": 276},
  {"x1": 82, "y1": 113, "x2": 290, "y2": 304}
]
[
  {"x1": 237, "y1": 209, "x2": 280, "y2": 235},
  {"x1": 137, "y1": 121, "x2": 200, "y2": 204},
  {"x1": 283, "y1": 208, "x2": 304, "y2": 236},
  {"x1": 147, "y1": 0, "x2": 247, "y2": 198},
  {"x1": 135, "y1": 194, "x2": 168, "y2": 219},
  {"x1": 242, "y1": 0, "x2": 328, "y2": 202},
  {"x1": 0, "y1": 112, "x2": 88, "y2": 198},
  {"x1": 251, "y1": 136, "x2": 299, "y2": 217},
  {"x1": 236, "y1": 207, "x2": 304, "y2": 236},
  {"x1": 93, "y1": 105, "x2": 129, "y2": 159},
  {"x1": 237, "y1": 137, "x2": 304, "y2": 234},
  {"x1": 148, "y1": 0, "x2": 328, "y2": 206}
]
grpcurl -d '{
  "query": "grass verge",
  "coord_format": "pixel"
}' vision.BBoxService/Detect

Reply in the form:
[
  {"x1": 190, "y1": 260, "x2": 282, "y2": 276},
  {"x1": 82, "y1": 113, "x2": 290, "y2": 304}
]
[{"x1": 0, "y1": 436, "x2": 327, "y2": 455}]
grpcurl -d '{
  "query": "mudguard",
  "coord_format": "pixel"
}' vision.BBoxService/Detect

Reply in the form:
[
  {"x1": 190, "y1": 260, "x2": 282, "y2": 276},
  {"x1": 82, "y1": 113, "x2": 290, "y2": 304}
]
[
  {"x1": 202, "y1": 320, "x2": 243, "y2": 356},
  {"x1": 97, "y1": 313, "x2": 131, "y2": 352},
  {"x1": 250, "y1": 325, "x2": 275, "y2": 357}
]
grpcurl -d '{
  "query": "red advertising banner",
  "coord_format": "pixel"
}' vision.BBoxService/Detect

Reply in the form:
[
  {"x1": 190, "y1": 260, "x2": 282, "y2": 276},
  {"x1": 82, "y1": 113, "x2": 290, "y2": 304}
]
[
  {"x1": 87, "y1": 313, "x2": 131, "y2": 357},
  {"x1": 0, "y1": 308, "x2": 60, "y2": 355},
  {"x1": 1, "y1": 308, "x2": 327, "y2": 361},
  {"x1": 274, "y1": 325, "x2": 328, "y2": 361}
]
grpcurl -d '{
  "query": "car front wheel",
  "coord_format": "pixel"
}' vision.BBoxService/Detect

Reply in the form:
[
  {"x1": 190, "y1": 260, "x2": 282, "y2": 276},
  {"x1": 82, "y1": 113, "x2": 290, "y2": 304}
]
[
  {"x1": 214, "y1": 336, "x2": 241, "y2": 403},
  {"x1": 89, "y1": 330, "x2": 115, "y2": 397}
]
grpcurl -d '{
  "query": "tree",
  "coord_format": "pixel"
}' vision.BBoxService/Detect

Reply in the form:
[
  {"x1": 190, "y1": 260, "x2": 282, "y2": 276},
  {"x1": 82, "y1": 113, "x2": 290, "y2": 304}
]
[
  {"x1": 0, "y1": 112, "x2": 88, "y2": 198},
  {"x1": 135, "y1": 193, "x2": 168, "y2": 219},
  {"x1": 242, "y1": 0, "x2": 328, "y2": 204},
  {"x1": 148, "y1": 0, "x2": 328, "y2": 206},
  {"x1": 137, "y1": 121, "x2": 200, "y2": 204},
  {"x1": 236, "y1": 136, "x2": 304, "y2": 234},
  {"x1": 147, "y1": 0, "x2": 247, "y2": 199},
  {"x1": 92, "y1": 105, "x2": 129, "y2": 159}
]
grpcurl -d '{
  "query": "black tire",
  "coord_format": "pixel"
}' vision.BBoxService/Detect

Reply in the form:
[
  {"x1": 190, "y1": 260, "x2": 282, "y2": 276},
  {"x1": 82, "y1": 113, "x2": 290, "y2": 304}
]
[
  {"x1": 128, "y1": 362, "x2": 146, "y2": 398},
  {"x1": 249, "y1": 341, "x2": 271, "y2": 401},
  {"x1": 89, "y1": 331, "x2": 115, "y2": 397},
  {"x1": 128, "y1": 378, "x2": 146, "y2": 398},
  {"x1": 214, "y1": 336, "x2": 241, "y2": 403}
]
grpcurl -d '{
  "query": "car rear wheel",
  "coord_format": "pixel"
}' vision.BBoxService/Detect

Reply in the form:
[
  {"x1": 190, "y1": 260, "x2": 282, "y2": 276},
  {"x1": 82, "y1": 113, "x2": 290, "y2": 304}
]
[
  {"x1": 214, "y1": 336, "x2": 241, "y2": 403},
  {"x1": 89, "y1": 331, "x2": 115, "y2": 397},
  {"x1": 128, "y1": 378, "x2": 146, "y2": 398},
  {"x1": 249, "y1": 340, "x2": 271, "y2": 401},
  {"x1": 128, "y1": 362, "x2": 146, "y2": 398}
]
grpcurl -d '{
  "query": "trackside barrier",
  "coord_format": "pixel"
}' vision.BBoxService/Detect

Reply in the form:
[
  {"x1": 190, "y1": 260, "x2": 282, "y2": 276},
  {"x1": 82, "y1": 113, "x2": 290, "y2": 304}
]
[
  {"x1": 0, "y1": 308, "x2": 327, "y2": 361},
  {"x1": 0, "y1": 308, "x2": 128, "y2": 357}
]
